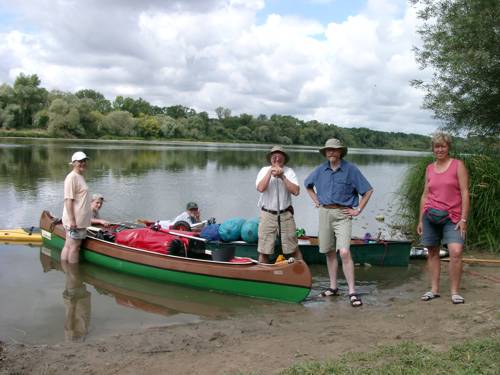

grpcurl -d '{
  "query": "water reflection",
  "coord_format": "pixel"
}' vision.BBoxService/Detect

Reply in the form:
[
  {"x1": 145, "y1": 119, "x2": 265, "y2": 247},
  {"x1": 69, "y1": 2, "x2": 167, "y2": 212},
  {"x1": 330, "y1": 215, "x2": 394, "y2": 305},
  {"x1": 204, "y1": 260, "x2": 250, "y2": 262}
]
[
  {"x1": 61, "y1": 261, "x2": 91, "y2": 342},
  {"x1": 40, "y1": 246, "x2": 268, "y2": 341},
  {"x1": 0, "y1": 138, "x2": 429, "y2": 191}
]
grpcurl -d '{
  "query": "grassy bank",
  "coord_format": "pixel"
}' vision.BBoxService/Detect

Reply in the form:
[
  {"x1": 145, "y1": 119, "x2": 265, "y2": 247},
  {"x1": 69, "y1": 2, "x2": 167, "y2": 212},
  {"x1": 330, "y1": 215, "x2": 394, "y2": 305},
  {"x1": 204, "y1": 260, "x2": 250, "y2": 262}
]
[
  {"x1": 278, "y1": 336, "x2": 499, "y2": 375},
  {"x1": 398, "y1": 154, "x2": 500, "y2": 253}
]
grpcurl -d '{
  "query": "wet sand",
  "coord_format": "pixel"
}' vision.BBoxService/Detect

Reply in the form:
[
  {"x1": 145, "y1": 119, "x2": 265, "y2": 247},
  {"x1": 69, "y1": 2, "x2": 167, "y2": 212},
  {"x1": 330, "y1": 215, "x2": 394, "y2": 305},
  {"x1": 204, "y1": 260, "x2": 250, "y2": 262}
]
[{"x1": 1, "y1": 262, "x2": 499, "y2": 375}]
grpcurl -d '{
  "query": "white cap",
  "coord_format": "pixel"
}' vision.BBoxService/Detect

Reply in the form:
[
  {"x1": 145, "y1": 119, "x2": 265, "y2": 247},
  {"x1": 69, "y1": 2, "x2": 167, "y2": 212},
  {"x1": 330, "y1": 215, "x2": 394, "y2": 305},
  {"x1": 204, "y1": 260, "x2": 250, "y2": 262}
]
[
  {"x1": 92, "y1": 193, "x2": 105, "y2": 201},
  {"x1": 71, "y1": 151, "x2": 89, "y2": 162}
]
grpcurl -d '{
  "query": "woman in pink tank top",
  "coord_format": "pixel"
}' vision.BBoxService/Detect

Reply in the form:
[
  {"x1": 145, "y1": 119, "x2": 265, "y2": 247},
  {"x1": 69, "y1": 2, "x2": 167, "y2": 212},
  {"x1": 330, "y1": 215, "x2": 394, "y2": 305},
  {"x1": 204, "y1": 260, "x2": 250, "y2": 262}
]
[{"x1": 417, "y1": 132, "x2": 470, "y2": 304}]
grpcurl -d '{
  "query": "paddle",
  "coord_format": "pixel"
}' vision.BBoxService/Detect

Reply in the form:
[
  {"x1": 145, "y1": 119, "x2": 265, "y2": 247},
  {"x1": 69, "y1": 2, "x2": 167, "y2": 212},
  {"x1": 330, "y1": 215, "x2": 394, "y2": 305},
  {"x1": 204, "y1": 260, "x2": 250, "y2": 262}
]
[{"x1": 275, "y1": 177, "x2": 286, "y2": 263}]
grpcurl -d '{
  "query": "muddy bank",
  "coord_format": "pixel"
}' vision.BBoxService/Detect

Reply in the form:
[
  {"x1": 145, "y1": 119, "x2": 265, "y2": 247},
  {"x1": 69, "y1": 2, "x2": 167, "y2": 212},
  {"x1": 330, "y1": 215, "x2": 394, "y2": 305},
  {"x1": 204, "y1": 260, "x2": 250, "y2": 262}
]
[{"x1": 1, "y1": 263, "x2": 499, "y2": 375}]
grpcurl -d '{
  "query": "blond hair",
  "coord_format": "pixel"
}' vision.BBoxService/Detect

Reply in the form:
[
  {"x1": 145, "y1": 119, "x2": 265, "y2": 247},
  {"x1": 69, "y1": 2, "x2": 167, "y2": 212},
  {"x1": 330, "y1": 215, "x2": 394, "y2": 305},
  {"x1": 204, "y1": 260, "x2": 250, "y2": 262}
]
[{"x1": 431, "y1": 132, "x2": 452, "y2": 149}]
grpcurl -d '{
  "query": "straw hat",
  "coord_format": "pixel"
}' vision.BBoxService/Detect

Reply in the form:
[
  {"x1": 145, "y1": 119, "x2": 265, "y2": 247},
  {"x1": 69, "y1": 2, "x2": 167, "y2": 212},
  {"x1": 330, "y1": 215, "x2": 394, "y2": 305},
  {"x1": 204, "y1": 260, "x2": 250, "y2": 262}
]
[
  {"x1": 319, "y1": 138, "x2": 348, "y2": 158},
  {"x1": 266, "y1": 145, "x2": 289, "y2": 164}
]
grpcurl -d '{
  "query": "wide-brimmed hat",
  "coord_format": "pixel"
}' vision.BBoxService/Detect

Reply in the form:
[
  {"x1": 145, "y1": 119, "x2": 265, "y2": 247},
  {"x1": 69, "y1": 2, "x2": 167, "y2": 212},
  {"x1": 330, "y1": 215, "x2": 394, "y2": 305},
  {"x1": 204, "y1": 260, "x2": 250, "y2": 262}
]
[
  {"x1": 92, "y1": 193, "x2": 105, "y2": 202},
  {"x1": 266, "y1": 145, "x2": 289, "y2": 164},
  {"x1": 186, "y1": 202, "x2": 199, "y2": 210},
  {"x1": 319, "y1": 138, "x2": 348, "y2": 157},
  {"x1": 70, "y1": 151, "x2": 89, "y2": 163}
]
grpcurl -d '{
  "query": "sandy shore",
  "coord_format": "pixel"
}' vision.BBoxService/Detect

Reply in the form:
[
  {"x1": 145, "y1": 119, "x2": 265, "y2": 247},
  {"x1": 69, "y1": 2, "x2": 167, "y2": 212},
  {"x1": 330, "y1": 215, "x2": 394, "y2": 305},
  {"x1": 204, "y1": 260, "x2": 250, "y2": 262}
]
[{"x1": 1, "y1": 263, "x2": 499, "y2": 375}]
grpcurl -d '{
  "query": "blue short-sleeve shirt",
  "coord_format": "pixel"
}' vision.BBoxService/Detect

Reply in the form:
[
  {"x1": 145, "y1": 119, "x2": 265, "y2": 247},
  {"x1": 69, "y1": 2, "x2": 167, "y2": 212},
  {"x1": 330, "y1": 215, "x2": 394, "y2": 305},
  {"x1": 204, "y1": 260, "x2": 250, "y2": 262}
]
[{"x1": 304, "y1": 160, "x2": 372, "y2": 207}]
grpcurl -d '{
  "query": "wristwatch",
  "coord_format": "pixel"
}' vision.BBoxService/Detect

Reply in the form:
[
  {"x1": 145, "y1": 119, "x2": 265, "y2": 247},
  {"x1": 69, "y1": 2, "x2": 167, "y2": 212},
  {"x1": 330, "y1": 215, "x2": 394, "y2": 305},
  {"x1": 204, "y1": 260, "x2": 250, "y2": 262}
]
[{"x1": 355, "y1": 207, "x2": 361, "y2": 213}]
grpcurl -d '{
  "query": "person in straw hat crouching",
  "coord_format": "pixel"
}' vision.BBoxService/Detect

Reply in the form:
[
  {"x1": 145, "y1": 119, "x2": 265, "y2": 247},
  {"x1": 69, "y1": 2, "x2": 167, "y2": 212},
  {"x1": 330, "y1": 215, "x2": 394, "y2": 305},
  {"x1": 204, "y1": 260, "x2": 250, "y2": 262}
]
[{"x1": 305, "y1": 139, "x2": 373, "y2": 307}]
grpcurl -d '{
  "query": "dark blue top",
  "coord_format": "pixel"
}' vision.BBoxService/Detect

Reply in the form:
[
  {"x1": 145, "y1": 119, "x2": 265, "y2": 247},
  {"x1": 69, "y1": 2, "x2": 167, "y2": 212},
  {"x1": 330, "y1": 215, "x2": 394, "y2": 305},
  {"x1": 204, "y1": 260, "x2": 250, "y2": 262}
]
[{"x1": 304, "y1": 160, "x2": 372, "y2": 207}]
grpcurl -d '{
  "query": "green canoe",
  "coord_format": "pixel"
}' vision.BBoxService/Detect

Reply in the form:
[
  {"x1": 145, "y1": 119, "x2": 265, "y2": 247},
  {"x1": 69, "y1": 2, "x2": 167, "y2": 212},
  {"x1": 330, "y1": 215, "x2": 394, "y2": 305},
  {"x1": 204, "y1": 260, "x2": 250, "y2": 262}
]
[
  {"x1": 207, "y1": 237, "x2": 412, "y2": 267},
  {"x1": 40, "y1": 211, "x2": 312, "y2": 303}
]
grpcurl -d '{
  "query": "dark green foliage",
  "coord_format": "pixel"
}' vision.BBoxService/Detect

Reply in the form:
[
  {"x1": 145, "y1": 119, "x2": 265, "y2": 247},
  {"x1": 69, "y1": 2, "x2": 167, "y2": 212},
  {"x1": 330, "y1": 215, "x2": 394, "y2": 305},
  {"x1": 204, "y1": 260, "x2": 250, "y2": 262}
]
[
  {"x1": 0, "y1": 73, "x2": 460, "y2": 150},
  {"x1": 399, "y1": 153, "x2": 500, "y2": 252},
  {"x1": 411, "y1": 0, "x2": 500, "y2": 137}
]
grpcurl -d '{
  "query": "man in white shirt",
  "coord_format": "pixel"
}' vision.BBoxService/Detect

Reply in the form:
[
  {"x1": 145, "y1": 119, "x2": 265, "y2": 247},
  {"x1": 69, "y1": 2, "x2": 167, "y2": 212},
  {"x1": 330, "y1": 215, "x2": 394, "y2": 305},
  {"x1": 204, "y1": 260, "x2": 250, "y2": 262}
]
[{"x1": 256, "y1": 146, "x2": 303, "y2": 263}]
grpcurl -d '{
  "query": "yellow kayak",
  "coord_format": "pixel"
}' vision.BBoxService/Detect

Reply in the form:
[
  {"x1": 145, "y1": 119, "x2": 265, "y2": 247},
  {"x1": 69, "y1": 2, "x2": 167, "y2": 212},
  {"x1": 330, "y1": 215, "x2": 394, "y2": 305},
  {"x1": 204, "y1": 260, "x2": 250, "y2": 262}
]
[{"x1": 1, "y1": 228, "x2": 43, "y2": 243}]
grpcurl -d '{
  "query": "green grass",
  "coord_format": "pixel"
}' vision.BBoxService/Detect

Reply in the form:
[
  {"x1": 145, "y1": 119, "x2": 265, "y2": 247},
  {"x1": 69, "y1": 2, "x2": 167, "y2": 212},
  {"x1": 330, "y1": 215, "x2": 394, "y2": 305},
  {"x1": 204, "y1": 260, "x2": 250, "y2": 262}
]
[
  {"x1": 398, "y1": 154, "x2": 500, "y2": 253},
  {"x1": 279, "y1": 336, "x2": 500, "y2": 375}
]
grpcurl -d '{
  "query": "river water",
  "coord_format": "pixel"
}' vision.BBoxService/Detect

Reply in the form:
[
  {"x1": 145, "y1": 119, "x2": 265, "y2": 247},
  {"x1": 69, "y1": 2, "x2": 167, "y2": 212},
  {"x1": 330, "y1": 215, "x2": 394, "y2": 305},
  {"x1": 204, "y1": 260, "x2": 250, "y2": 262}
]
[{"x1": 0, "y1": 138, "x2": 428, "y2": 344}]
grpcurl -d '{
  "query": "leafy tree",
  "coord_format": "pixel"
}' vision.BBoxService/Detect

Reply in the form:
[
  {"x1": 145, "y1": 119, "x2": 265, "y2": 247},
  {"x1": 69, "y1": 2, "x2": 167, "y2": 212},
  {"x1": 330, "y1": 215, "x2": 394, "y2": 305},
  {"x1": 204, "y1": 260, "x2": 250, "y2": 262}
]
[
  {"x1": 0, "y1": 104, "x2": 21, "y2": 129},
  {"x1": 75, "y1": 89, "x2": 112, "y2": 113},
  {"x1": 77, "y1": 98, "x2": 99, "y2": 135},
  {"x1": 411, "y1": 0, "x2": 500, "y2": 136},
  {"x1": 33, "y1": 109, "x2": 49, "y2": 129},
  {"x1": 215, "y1": 106, "x2": 231, "y2": 120},
  {"x1": 47, "y1": 98, "x2": 83, "y2": 137},
  {"x1": 98, "y1": 111, "x2": 136, "y2": 137},
  {"x1": 12, "y1": 73, "x2": 48, "y2": 128},
  {"x1": 256, "y1": 125, "x2": 271, "y2": 142},
  {"x1": 112, "y1": 96, "x2": 154, "y2": 117},
  {"x1": 165, "y1": 105, "x2": 195, "y2": 119},
  {"x1": 157, "y1": 115, "x2": 177, "y2": 138},
  {"x1": 137, "y1": 115, "x2": 161, "y2": 138},
  {"x1": 235, "y1": 126, "x2": 252, "y2": 140}
]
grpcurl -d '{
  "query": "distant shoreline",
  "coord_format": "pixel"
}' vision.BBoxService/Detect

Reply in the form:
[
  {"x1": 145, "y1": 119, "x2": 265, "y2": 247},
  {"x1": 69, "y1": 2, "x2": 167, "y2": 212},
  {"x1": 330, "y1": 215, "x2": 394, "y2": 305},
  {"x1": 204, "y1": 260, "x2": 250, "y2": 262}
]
[{"x1": 0, "y1": 135, "x2": 431, "y2": 154}]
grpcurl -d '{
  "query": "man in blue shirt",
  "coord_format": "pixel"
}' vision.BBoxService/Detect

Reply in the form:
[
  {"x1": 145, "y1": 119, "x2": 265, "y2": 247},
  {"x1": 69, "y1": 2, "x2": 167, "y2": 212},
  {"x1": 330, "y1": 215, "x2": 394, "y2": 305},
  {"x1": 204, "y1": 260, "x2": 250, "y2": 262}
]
[{"x1": 304, "y1": 138, "x2": 373, "y2": 307}]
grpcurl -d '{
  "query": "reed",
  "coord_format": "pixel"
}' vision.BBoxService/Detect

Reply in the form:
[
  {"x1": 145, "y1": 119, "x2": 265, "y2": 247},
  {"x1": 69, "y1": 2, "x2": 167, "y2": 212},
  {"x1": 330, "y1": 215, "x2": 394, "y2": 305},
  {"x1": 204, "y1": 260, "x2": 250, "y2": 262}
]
[{"x1": 398, "y1": 154, "x2": 500, "y2": 253}]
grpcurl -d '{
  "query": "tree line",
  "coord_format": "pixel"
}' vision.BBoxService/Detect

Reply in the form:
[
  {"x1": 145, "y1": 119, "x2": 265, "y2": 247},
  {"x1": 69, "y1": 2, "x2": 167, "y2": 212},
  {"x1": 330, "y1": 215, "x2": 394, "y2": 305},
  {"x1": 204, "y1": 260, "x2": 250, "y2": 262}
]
[{"x1": 0, "y1": 73, "x2": 432, "y2": 150}]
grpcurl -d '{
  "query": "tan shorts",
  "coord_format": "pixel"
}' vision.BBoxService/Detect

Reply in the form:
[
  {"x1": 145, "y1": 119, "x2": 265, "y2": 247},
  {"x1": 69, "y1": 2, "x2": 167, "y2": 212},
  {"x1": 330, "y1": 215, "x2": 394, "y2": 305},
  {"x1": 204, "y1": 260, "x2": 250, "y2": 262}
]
[
  {"x1": 257, "y1": 210, "x2": 298, "y2": 255},
  {"x1": 64, "y1": 226, "x2": 87, "y2": 240},
  {"x1": 318, "y1": 206, "x2": 352, "y2": 254}
]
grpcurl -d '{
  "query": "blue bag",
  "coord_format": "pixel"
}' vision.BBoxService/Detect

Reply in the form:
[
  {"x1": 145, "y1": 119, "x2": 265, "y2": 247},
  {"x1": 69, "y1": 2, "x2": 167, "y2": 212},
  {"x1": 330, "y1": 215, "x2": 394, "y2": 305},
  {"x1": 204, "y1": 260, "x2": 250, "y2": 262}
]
[
  {"x1": 218, "y1": 218, "x2": 246, "y2": 242},
  {"x1": 200, "y1": 224, "x2": 221, "y2": 241},
  {"x1": 240, "y1": 218, "x2": 259, "y2": 243}
]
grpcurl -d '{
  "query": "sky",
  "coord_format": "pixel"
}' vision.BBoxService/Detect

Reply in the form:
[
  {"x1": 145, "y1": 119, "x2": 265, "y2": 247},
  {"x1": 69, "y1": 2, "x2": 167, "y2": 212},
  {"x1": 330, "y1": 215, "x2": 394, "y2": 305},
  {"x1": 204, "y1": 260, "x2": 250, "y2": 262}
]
[{"x1": 0, "y1": 0, "x2": 439, "y2": 134}]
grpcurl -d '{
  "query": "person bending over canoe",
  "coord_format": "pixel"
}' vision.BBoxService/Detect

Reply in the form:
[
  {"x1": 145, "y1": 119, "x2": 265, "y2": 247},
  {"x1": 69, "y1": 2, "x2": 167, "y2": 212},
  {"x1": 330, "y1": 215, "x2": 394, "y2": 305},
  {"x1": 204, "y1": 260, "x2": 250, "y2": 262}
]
[
  {"x1": 156, "y1": 202, "x2": 203, "y2": 231},
  {"x1": 61, "y1": 151, "x2": 92, "y2": 264},
  {"x1": 173, "y1": 201, "x2": 202, "y2": 226},
  {"x1": 90, "y1": 193, "x2": 109, "y2": 227},
  {"x1": 256, "y1": 146, "x2": 303, "y2": 264},
  {"x1": 304, "y1": 139, "x2": 373, "y2": 307}
]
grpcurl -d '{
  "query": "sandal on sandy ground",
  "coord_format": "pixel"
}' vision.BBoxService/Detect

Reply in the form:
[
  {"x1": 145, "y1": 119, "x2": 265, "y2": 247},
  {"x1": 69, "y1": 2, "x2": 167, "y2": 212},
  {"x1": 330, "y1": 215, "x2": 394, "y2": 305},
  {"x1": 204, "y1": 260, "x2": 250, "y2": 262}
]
[
  {"x1": 421, "y1": 291, "x2": 440, "y2": 301},
  {"x1": 451, "y1": 294, "x2": 465, "y2": 304},
  {"x1": 348, "y1": 293, "x2": 363, "y2": 307},
  {"x1": 319, "y1": 287, "x2": 339, "y2": 297}
]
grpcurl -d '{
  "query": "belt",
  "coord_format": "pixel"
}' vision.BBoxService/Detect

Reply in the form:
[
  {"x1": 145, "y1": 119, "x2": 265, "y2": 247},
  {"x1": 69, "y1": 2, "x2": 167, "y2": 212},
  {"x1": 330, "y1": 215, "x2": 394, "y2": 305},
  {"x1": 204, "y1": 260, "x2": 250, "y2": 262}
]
[
  {"x1": 261, "y1": 206, "x2": 293, "y2": 215},
  {"x1": 322, "y1": 204, "x2": 349, "y2": 209}
]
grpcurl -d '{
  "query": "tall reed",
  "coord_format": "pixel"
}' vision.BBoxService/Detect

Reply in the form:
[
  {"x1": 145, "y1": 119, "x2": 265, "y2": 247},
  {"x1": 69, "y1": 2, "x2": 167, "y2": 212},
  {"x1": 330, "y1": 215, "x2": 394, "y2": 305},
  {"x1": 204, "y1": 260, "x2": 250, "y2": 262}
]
[{"x1": 398, "y1": 154, "x2": 500, "y2": 253}]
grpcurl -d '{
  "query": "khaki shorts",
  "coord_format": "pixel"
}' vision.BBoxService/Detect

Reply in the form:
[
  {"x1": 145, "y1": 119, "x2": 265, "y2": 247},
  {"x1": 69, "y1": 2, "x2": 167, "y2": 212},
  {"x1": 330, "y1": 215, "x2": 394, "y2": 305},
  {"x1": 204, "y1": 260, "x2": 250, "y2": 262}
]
[
  {"x1": 65, "y1": 226, "x2": 87, "y2": 240},
  {"x1": 318, "y1": 206, "x2": 352, "y2": 254},
  {"x1": 257, "y1": 210, "x2": 298, "y2": 255}
]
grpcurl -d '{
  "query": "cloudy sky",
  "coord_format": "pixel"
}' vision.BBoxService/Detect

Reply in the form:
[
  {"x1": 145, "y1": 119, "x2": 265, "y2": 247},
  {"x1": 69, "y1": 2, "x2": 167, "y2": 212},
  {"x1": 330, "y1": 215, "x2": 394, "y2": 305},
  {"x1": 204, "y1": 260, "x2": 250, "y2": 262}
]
[{"x1": 0, "y1": 0, "x2": 439, "y2": 134}]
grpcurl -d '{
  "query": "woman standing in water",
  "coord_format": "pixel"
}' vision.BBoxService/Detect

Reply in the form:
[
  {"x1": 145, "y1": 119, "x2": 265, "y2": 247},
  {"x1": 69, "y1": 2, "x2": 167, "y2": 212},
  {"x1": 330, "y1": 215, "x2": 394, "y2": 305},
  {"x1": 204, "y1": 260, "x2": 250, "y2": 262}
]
[
  {"x1": 417, "y1": 132, "x2": 470, "y2": 304},
  {"x1": 61, "y1": 151, "x2": 92, "y2": 264}
]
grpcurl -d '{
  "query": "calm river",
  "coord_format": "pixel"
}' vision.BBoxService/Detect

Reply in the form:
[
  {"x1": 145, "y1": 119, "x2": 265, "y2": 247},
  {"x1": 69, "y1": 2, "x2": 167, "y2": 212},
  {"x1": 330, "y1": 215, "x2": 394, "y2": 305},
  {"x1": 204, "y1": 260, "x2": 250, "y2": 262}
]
[{"x1": 0, "y1": 138, "x2": 428, "y2": 344}]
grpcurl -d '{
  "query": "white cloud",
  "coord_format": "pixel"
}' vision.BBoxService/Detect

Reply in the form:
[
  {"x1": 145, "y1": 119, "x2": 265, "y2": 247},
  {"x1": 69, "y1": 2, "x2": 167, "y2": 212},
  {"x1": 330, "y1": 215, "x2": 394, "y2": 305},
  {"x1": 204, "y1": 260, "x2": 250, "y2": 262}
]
[{"x1": 0, "y1": 0, "x2": 438, "y2": 134}]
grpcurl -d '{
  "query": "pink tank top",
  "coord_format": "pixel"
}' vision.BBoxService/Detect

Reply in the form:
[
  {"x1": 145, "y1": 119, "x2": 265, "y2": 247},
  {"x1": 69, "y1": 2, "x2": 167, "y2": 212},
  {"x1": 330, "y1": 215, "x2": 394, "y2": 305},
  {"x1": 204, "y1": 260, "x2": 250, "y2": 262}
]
[{"x1": 424, "y1": 159, "x2": 462, "y2": 223}]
